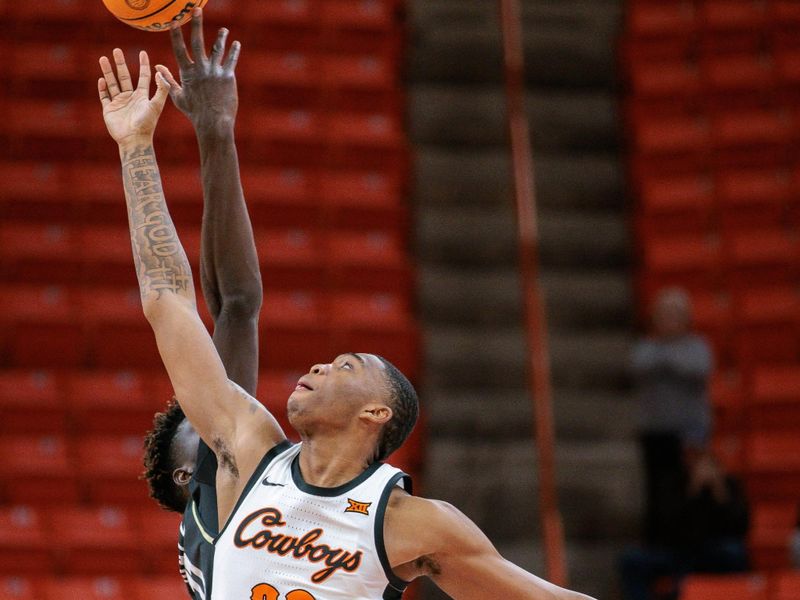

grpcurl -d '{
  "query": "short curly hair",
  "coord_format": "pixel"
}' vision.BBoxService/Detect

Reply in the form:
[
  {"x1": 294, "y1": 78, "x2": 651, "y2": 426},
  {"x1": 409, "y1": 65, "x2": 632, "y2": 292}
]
[
  {"x1": 375, "y1": 356, "x2": 418, "y2": 462},
  {"x1": 142, "y1": 400, "x2": 188, "y2": 513}
]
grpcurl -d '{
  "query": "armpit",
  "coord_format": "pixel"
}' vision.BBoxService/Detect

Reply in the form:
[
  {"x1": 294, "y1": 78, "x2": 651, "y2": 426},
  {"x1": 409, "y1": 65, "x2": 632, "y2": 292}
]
[{"x1": 212, "y1": 436, "x2": 239, "y2": 478}]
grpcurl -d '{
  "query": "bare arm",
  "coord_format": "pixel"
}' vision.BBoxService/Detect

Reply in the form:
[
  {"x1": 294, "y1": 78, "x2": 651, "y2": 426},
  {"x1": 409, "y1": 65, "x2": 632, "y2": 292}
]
[
  {"x1": 97, "y1": 49, "x2": 284, "y2": 509},
  {"x1": 158, "y1": 10, "x2": 261, "y2": 394},
  {"x1": 385, "y1": 494, "x2": 595, "y2": 600}
]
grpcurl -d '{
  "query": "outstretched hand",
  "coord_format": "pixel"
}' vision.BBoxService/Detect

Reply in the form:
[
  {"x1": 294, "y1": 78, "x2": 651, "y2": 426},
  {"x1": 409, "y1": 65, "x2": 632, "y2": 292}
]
[
  {"x1": 98, "y1": 49, "x2": 170, "y2": 145},
  {"x1": 155, "y1": 7, "x2": 241, "y2": 133}
]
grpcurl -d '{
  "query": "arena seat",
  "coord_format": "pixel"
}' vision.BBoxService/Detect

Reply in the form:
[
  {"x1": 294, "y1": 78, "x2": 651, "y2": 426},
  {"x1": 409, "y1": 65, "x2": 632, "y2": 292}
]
[
  {"x1": 41, "y1": 576, "x2": 129, "y2": 600},
  {"x1": 679, "y1": 574, "x2": 768, "y2": 600},
  {"x1": 748, "y1": 502, "x2": 796, "y2": 570},
  {"x1": 51, "y1": 507, "x2": 140, "y2": 574},
  {"x1": 0, "y1": 162, "x2": 70, "y2": 221},
  {"x1": 247, "y1": 0, "x2": 318, "y2": 27},
  {"x1": 773, "y1": 571, "x2": 800, "y2": 600},
  {"x1": 0, "y1": 436, "x2": 78, "y2": 504},
  {"x1": 0, "y1": 370, "x2": 65, "y2": 435},
  {"x1": 627, "y1": 2, "x2": 697, "y2": 38},
  {"x1": 65, "y1": 370, "x2": 153, "y2": 435},
  {"x1": 323, "y1": 54, "x2": 394, "y2": 90},
  {"x1": 630, "y1": 112, "x2": 710, "y2": 155},
  {"x1": 641, "y1": 234, "x2": 722, "y2": 276},
  {"x1": 711, "y1": 108, "x2": 795, "y2": 149},
  {"x1": 745, "y1": 432, "x2": 800, "y2": 498},
  {"x1": 0, "y1": 507, "x2": 51, "y2": 575},
  {"x1": 0, "y1": 223, "x2": 81, "y2": 284},
  {"x1": 134, "y1": 576, "x2": 190, "y2": 599},
  {"x1": 715, "y1": 167, "x2": 792, "y2": 230},
  {"x1": 260, "y1": 291, "x2": 331, "y2": 369},
  {"x1": 134, "y1": 508, "x2": 182, "y2": 574},
  {"x1": 76, "y1": 437, "x2": 150, "y2": 505},
  {"x1": 0, "y1": 577, "x2": 41, "y2": 600},
  {"x1": 702, "y1": 53, "x2": 775, "y2": 94},
  {"x1": 698, "y1": 0, "x2": 768, "y2": 32}
]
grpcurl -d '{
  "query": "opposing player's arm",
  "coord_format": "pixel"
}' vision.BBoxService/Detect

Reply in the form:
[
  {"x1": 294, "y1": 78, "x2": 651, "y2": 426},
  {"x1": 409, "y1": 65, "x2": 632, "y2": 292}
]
[
  {"x1": 158, "y1": 9, "x2": 262, "y2": 395},
  {"x1": 98, "y1": 50, "x2": 283, "y2": 480},
  {"x1": 385, "y1": 494, "x2": 596, "y2": 600}
]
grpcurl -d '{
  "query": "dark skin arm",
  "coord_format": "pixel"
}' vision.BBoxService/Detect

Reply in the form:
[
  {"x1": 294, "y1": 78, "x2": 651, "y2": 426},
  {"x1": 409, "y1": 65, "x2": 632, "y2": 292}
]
[{"x1": 157, "y1": 8, "x2": 261, "y2": 395}]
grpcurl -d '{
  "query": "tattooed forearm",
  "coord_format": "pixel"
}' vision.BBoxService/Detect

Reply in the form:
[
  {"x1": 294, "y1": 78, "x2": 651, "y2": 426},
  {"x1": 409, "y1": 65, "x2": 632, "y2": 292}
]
[{"x1": 120, "y1": 144, "x2": 195, "y2": 304}]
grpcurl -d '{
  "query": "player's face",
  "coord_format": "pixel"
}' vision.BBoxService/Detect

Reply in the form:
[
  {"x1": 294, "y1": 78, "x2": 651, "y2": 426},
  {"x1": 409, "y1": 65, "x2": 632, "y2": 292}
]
[
  {"x1": 287, "y1": 353, "x2": 390, "y2": 430},
  {"x1": 171, "y1": 418, "x2": 200, "y2": 488}
]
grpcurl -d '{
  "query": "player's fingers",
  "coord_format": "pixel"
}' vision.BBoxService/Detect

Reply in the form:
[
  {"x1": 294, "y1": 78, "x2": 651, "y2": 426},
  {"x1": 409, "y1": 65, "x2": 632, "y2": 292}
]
[
  {"x1": 98, "y1": 77, "x2": 111, "y2": 107},
  {"x1": 155, "y1": 64, "x2": 182, "y2": 93},
  {"x1": 99, "y1": 55, "x2": 121, "y2": 97},
  {"x1": 137, "y1": 50, "x2": 151, "y2": 92},
  {"x1": 223, "y1": 40, "x2": 241, "y2": 73},
  {"x1": 152, "y1": 71, "x2": 171, "y2": 112},
  {"x1": 170, "y1": 21, "x2": 192, "y2": 68},
  {"x1": 210, "y1": 27, "x2": 229, "y2": 68},
  {"x1": 190, "y1": 7, "x2": 207, "y2": 63},
  {"x1": 113, "y1": 48, "x2": 134, "y2": 92}
]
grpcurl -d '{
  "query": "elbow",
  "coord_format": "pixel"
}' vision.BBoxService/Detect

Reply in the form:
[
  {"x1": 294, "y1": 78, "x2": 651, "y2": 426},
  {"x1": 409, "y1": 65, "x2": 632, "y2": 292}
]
[{"x1": 219, "y1": 287, "x2": 263, "y2": 321}]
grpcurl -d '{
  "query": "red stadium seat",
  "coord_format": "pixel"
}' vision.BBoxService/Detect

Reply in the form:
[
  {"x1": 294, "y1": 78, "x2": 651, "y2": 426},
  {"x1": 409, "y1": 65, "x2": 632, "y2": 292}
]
[
  {"x1": 641, "y1": 234, "x2": 722, "y2": 276},
  {"x1": 241, "y1": 168, "x2": 316, "y2": 226},
  {"x1": 328, "y1": 112, "x2": 403, "y2": 148},
  {"x1": 326, "y1": 230, "x2": 411, "y2": 294},
  {"x1": 0, "y1": 436, "x2": 78, "y2": 504},
  {"x1": 0, "y1": 162, "x2": 71, "y2": 221},
  {"x1": 66, "y1": 370, "x2": 153, "y2": 434},
  {"x1": 698, "y1": 0, "x2": 768, "y2": 31},
  {"x1": 709, "y1": 370, "x2": 743, "y2": 432},
  {"x1": 0, "y1": 370, "x2": 65, "y2": 435},
  {"x1": 260, "y1": 371, "x2": 299, "y2": 433},
  {"x1": 50, "y1": 507, "x2": 140, "y2": 574},
  {"x1": 260, "y1": 291, "x2": 331, "y2": 369},
  {"x1": 628, "y1": 59, "x2": 702, "y2": 98},
  {"x1": 0, "y1": 223, "x2": 81, "y2": 284},
  {"x1": 679, "y1": 574, "x2": 768, "y2": 600},
  {"x1": 66, "y1": 162, "x2": 124, "y2": 224},
  {"x1": 134, "y1": 576, "x2": 190, "y2": 600},
  {"x1": 257, "y1": 228, "x2": 324, "y2": 289},
  {"x1": 723, "y1": 229, "x2": 798, "y2": 287},
  {"x1": 238, "y1": 50, "x2": 319, "y2": 88},
  {"x1": 773, "y1": 571, "x2": 800, "y2": 600},
  {"x1": 41, "y1": 576, "x2": 129, "y2": 600},
  {"x1": 0, "y1": 507, "x2": 51, "y2": 575},
  {"x1": 134, "y1": 509, "x2": 181, "y2": 574},
  {"x1": 627, "y1": 2, "x2": 697, "y2": 38},
  {"x1": 748, "y1": 502, "x2": 796, "y2": 570},
  {"x1": 322, "y1": 54, "x2": 394, "y2": 90},
  {"x1": 0, "y1": 577, "x2": 41, "y2": 600},
  {"x1": 631, "y1": 112, "x2": 710, "y2": 155},
  {"x1": 76, "y1": 436, "x2": 150, "y2": 505},
  {"x1": 332, "y1": 293, "x2": 410, "y2": 328},
  {"x1": 701, "y1": 52, "x2": 775, "y2": 94},
  {"x1": 716, "y1": 167, "x2": 792, "y2": 230},
  {"x1": 635, "y1": 171, "x2": 714, "y2": 235},
  {"x1": 79, "y1": 288, "x2": 160, "y2": 369},
  {"x1": 321, "y1": 0, "x2": 395, "y2": 31},
  {"x1": 711, "y1": 108, "x2": 795, "y2": 149},
  {"x1": 247, "y1": 0, "x2": 319, "y2": 27},
  {"x1": 745, "y1": 432, "x2": 800, "y2": 498},
  {"x1": 749, "y1": 367, "x2": 800, "y2": 429}
]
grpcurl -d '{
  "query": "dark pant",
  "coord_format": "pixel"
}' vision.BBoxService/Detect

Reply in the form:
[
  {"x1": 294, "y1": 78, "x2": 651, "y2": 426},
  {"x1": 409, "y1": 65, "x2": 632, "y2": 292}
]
[{"x1": 619, "y1": 539, "x2": 749, "y2": 600}]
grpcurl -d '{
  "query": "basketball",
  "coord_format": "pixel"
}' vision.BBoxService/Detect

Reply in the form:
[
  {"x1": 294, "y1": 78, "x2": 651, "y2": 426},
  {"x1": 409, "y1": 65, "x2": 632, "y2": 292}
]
[{"x1": 101, "y1": 0, "x2": 209, "y2": 32}]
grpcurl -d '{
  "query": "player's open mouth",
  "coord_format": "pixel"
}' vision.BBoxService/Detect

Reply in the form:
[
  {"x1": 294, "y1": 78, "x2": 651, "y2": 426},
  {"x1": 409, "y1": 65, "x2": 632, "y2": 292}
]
[{"x1": 296, "y1": 379, "x2": 313, "y2": 391}]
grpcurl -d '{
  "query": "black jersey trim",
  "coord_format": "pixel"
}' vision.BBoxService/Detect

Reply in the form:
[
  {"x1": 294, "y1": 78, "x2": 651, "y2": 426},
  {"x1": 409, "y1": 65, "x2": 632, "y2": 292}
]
[
  {"x1": 374, "y1": 471, "x2": 413, "y2": 593},
  {"x1": 213, "y1": 439, "x2": 294, "y2": 545},
  {"x1": 290, "y1": 453, "x2": 384, "y2": 497}
]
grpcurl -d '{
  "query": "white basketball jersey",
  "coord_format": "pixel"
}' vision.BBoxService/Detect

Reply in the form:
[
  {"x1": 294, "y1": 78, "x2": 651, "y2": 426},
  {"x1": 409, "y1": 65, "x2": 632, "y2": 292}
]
[{"x1": 211, "y1": 442, "x2": 412, "y2": 600}]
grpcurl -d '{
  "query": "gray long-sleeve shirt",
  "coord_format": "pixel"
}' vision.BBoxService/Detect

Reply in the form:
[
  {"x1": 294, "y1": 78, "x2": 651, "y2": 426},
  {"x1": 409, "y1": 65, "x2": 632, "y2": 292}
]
[{"x1": 631, "y1": 333, "x2": 713, "y2": 446}]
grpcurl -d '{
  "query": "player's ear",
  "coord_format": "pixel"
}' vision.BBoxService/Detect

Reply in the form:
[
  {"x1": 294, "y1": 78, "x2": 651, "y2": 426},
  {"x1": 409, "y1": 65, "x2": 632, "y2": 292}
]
[
  {"x1": 360, "y1": 404, "x2": 392, "y2": 426},
  {"x1": 173, "y1": 466, "x2": 193, "y2": 486}
]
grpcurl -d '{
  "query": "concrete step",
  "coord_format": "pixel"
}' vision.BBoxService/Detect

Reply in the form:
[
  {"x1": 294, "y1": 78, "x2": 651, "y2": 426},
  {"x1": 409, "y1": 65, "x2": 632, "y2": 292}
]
[
  {"x1": 423, "y1": 387, "x2": 637, "y2": 442},
  {"x1": 410, "y1": 0, "x2": 621, "y2": 86},
  {"x1": 418, "y1": 266, "x2": 632, "y2": 330},
  {"x1": 423, "y1": 326, "x2": 632, "y2": 390},
  {"x1": 422, "y1": 438, "x2": 640, "y2": 542},
  {"x1": 410, "y1": 86, "x2": 619, "y2": 152},
  {"x1": 413, "y1": 149, "x2": 625, "y2": 212},
  {"x1": 417, "y1": 207, "x2": 630, "y2": 269}
]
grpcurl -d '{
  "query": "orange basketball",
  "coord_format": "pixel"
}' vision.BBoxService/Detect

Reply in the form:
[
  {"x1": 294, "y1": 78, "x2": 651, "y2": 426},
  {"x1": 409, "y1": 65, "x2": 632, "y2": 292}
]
[{"x1": 101, "y1": 0, "x2": 209, "y2": 32}]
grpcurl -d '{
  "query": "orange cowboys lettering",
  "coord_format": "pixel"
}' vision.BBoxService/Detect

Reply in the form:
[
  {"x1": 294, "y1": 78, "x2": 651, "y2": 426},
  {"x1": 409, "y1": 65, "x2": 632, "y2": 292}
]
[{"x1": 234, "y1": 507, "x2": 362, "y2": 583}]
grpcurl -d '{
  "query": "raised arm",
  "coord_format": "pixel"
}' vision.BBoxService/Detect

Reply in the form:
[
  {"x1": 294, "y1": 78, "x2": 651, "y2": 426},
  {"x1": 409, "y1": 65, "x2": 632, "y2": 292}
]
[
  {"x1": 385, "y1": 493, "x2": 596, "y2": 600},
  {"x1": 97, "y1": 49, "x2": 285, "y2": 517},
  {"x1": 157, "y1": 9, "x2": 261, "y2": 395}
]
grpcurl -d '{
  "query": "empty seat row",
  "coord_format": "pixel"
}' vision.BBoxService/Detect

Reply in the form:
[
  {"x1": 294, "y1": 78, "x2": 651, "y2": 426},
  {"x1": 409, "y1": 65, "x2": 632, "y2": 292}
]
[
  {"x1": 628, "y1": 1, "x2": 800, "y2": 38},
  {"x1": 680, "y1": 571, "x2": 800, "y2": 600},
  {"x1": 0, "y1": 575, "x2": 187, "y2": 600}
]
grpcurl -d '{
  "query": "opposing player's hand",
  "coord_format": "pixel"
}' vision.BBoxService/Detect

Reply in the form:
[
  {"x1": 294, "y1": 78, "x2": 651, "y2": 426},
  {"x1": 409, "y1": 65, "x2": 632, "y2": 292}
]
[
  {"x1": 156, "y1": 7, "x2": 241, "y2": 134},
  {"x1": 98, "y1": 49, "x2": 170, "y2": 145}
]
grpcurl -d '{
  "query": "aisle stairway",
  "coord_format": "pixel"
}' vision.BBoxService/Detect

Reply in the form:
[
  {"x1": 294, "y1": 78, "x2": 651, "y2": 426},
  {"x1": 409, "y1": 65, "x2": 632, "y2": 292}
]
[{"x1": 409, "y1": 1, "x2": 633, "y2": 597}]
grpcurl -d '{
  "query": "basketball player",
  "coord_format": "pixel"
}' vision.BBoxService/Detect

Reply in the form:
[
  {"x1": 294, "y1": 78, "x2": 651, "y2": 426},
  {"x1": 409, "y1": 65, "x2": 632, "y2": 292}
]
[
  {"x1": 135, "y1": 13, "x2": 260, "y2": 599},
  {"x1": 96, "y1": 29, "x2": 596, "y2": 600}
]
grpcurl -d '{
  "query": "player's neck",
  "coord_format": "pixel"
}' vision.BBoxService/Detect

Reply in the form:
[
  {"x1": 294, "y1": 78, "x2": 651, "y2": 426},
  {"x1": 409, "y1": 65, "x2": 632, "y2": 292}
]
[{"x1": 298, "y1": 432, "x2": 374, "y2": 489}]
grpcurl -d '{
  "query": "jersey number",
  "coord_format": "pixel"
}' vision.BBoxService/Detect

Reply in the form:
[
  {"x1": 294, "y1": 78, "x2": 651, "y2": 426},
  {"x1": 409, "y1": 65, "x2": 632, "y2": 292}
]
[{"x1": 250, "y1": 583, "x2": 316, "y2": 600}]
